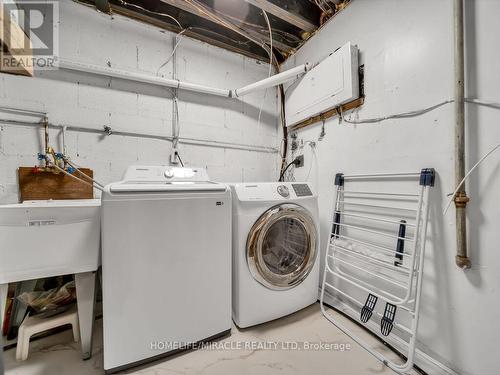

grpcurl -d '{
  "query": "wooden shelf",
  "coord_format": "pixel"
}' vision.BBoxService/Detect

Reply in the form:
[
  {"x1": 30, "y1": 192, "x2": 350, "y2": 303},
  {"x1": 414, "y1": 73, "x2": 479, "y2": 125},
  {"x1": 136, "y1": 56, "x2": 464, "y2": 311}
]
[{"x1": 290, "y1": 96, "x2": 364, "y2": 132}]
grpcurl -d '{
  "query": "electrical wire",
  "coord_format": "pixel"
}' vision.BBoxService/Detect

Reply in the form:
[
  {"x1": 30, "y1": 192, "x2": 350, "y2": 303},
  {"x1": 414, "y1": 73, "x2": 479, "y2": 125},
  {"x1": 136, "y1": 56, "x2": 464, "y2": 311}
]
[
  {"x1": 176, "y1": 152, "x2": 185, "y2": 167},
  {"x1": 443, "y1": 141, "x2": 500, "y2": 215},
  {"x1": 344, "y1": 100, "x2": 454, "y2": 124},
  {"x1": 304, "y1": 141, "x2": 318, "y2": 183},
  {"x1": 172, "y1": 96, "x2": 180, "y2": 151},
  {"x1": 314, "y1": 0, "x2": 327, "y2": 12},
  {"x1": 185, "y1": 0, "x2": 273, "y2": 59},
  {"x1": 278, "y1": 84, "x2": 288, "y2": 179},
  {"x1": 117, "y1": 0, "x2": 182, "y2": 29},
  {"x1": 111, "y1": 0, "x2": 287, "y2": 170},
  {"x1": 263, "y1": 29, "x2": 301, "y2": 45},
  {"x1": 286, "y1": 140, "x2": 318, "y2": 187},
  {"x1": 338, "y1": 97, "x2": 499, "y2": 125},
  {"x1": 318, "y1": 119, "x2": 326, "y2": 141},
  {"x1": 465, "y1": 98, "x2": 500, "y2": 110},
  {"x1": 256, "y1": 10, "x2": 274, "y2": 131},
  {"x1": 188, "y1": 26, "x2": 253, "y2": 46},
  {"x1": 81, "y1": 0, "x2": 284, "y2": 172},
  {"x1": 209, "y1": 8, "x2": 301, "y2": 45},
  {"x1": 279, "y1": 159, "x2": 297, "y2": 182},
  {"x1": 321, "y1": 96, "x2": 500, "y2": 214},
  {"x1": 157, "y1": 28, "x2": 189, "y2": 75},
  {"x1": 170, "y1": 29, "x2": 181, "y2": 164},
  {"x1": 263, "y1": 9, "x2": 273, "y2": 74},
  {"x1": 320, "y1": 0, "x2": 335, "y2": 13}
]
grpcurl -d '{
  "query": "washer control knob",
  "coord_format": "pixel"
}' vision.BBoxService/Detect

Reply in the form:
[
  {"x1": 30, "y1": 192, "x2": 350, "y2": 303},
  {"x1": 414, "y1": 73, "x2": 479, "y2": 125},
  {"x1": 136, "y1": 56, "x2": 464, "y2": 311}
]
[
  {"x1": 277, "y1": 185, "x2": 290, "y2": 198},
  {"x1": 164, "y1": 168, "x2": 175, "y2": 178}
]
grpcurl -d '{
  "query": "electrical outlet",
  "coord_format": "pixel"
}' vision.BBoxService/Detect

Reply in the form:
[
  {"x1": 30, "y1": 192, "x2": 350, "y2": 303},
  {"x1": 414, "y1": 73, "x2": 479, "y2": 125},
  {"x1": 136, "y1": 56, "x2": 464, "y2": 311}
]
[{"x1": 295, "y1": 155, "x2": 304, "y2": 168}]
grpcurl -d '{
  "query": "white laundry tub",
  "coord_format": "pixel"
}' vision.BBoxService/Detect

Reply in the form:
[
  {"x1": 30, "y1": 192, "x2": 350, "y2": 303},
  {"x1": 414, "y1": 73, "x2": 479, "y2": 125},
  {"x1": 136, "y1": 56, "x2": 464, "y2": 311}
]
[
  {"x1": 0, "y1": 199, "x2": 101, "y2": 284},
  {"x1": 0, "y1": 198, "x2": 101, "y2": 359}
]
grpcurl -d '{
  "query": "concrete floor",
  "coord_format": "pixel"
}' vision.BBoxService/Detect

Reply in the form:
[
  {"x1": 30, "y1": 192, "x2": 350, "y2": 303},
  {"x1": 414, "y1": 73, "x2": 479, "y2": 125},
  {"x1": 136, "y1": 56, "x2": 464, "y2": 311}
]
[{"x1": 3, "y1": 303, "x2": 417, "y2": 375}]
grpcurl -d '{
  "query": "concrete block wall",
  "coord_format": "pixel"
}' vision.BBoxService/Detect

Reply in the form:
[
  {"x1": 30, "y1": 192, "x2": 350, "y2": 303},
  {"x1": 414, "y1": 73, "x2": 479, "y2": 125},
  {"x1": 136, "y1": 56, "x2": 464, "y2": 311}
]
[{"x1": 0, "y1": 1, "x2": 280, "y2": 203}]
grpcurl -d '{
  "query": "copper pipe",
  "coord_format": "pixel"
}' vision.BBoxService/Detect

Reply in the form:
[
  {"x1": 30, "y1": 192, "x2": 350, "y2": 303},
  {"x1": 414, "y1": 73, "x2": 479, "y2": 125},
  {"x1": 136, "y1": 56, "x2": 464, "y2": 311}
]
[{"x1": 43, "y1": 117, "x2": 49, "y2": 168}]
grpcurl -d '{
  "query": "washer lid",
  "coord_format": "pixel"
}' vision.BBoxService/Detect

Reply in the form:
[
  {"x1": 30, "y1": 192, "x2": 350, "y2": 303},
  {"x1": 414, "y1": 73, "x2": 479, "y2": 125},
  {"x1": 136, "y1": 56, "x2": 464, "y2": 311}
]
[
  {"x1": 122, "y1": 166, "x2": 210, "y2": 182},
  {"x1": 109, "y1": 181, "x2": 226, "y2": 193},
  {"x1": 108, "y1": 166, "x2": 226, "y2": 193}
]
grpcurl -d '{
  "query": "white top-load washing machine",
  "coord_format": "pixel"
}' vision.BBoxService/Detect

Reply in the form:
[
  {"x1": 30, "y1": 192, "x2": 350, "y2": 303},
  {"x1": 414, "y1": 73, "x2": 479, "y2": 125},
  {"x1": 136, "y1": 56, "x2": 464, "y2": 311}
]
[
  {"x1": 231, "y1": 182, "x2": 320, "y2": 328},
  {"x1": 101, "y1": 166, "x2": 232, "y2": 373}
]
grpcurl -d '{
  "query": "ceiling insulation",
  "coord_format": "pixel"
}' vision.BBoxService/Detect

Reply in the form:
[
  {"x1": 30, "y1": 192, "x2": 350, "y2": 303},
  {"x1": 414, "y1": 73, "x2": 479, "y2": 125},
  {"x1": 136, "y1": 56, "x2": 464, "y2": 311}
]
[{"x1": 77, "y1": 0, "x2": 351, "y2": 63}]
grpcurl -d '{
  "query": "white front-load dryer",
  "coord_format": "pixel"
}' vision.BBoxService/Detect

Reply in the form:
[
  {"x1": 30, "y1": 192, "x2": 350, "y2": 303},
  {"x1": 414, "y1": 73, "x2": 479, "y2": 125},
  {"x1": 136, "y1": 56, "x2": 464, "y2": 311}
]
[{"x1": 231, "y1": 182, "x2": 320, "y2": 328}]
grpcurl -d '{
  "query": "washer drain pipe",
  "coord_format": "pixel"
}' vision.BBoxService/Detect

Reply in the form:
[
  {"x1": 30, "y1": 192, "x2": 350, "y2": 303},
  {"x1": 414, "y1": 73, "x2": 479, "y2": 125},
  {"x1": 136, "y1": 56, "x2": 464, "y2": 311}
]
[{"x1": 453, "y1": 0, "x2": 471, "y2": 269}]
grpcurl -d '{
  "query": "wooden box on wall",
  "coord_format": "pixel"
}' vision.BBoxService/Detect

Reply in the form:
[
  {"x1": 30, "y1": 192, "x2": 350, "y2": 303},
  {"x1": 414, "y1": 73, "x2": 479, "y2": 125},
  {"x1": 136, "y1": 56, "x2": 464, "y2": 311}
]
[{"x1": 18, "y1": 167, "x2": 94, "y2": 202}]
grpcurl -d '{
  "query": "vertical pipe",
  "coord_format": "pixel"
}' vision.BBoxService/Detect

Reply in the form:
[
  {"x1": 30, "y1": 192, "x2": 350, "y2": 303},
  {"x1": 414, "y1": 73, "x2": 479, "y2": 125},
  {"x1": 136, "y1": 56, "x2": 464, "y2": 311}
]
[
  {"x1": 453, "y1": 0, "x2": 471, "y2": 269},
  {"x1": 43, "y1": 117, "x2": 49, "y2": 168},
  {"x1": 171, "y1": 34, "x2": 180, "y2": 164}
]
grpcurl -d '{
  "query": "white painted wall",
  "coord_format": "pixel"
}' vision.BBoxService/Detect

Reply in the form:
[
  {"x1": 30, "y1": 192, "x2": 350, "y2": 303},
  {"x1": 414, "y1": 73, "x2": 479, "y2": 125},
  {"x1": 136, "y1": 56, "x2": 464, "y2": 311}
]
[
  {"x1": 284, "y1": 1, "x2": 500, "y2": 374},
  {"x1": 0, "y1": 0, "x2": 279, "y2": 203}
]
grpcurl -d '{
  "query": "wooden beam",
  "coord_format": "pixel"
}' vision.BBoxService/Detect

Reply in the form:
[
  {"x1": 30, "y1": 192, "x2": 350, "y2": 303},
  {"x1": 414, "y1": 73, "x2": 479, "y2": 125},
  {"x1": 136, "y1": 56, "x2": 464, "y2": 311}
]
[
  {"x1": 157, "y1": 0, "x2": 294, "y2": 52},
  {"x1": 290, "y1": 97, "x2": 365, "y2": 132},
  {"x1": 244, "y1": 0, "x2": 316, "y2": 32}
]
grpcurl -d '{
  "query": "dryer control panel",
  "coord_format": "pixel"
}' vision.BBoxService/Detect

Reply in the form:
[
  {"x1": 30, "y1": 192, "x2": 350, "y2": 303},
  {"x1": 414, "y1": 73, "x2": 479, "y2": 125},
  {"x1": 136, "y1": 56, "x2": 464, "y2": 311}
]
[
  {"x1": 233, "y1": 182, "x2": 315, "y2": 201},
  {"x1": 292, "y1": 184, "x2": 313, "y2": 197}
]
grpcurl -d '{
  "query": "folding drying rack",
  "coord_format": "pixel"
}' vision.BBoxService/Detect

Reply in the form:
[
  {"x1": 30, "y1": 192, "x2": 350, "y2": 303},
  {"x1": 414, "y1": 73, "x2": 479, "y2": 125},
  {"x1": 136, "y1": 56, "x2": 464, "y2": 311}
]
[{"x1": 320, "y1": 169, "x2": 435, "y2": 374}]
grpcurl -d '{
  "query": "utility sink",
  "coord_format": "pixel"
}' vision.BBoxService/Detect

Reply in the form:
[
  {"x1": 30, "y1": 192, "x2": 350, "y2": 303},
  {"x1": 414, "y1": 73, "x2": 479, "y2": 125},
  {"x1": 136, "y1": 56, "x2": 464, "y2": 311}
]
[
  {"x1": 0, "y1": 199, "x2": 101, "y2": 360},
  {"x1": 0, "y1": 199, "x2": 101, "y2": 284}
]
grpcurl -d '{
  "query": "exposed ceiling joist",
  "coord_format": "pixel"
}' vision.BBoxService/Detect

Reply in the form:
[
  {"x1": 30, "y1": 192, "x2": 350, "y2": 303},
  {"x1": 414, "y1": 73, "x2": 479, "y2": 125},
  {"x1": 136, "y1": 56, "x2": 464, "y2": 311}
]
[
  {"x1": 111, "y1": 3, "x2": 269, "y2": 62},
  {"x1": 157, "y1": 0, "x2": 294, "y2": 53},
  {"x1": 78, "y1": 0, "x2": 351, "y2": 64},
  {"x1": 244, "y1": 0, "x2": 316, "y2": 32}
]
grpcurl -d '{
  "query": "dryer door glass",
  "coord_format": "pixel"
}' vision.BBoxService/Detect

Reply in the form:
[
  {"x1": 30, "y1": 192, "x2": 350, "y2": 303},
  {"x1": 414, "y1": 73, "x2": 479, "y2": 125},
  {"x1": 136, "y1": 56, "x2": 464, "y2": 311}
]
[
  {"x1": 262, "y1": 218, "x2": 308, "y2": 275},
  {"x1": 247, "y1": 204, "x2": 317, "y2": 290}
]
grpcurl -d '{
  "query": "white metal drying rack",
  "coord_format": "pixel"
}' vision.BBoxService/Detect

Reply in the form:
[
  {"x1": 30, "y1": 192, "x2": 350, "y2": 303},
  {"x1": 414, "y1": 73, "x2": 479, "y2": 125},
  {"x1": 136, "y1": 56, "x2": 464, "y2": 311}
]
[{"x1": 320, "y1": 169, "x2": 435, "y2": 374}]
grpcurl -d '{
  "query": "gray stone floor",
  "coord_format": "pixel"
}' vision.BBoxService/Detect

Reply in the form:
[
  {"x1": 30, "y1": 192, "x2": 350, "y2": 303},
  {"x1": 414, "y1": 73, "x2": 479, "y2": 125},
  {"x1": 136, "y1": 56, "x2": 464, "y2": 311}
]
[{"x1": 4, "y1": 303, "x2": 416, "y2": 375}]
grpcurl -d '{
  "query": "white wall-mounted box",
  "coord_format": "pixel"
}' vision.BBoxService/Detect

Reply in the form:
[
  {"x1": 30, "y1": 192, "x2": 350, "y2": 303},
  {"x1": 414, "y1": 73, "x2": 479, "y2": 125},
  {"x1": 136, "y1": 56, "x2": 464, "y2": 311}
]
[{"x1": 285, "y1": 42, "x2": 359, "y2": 127}]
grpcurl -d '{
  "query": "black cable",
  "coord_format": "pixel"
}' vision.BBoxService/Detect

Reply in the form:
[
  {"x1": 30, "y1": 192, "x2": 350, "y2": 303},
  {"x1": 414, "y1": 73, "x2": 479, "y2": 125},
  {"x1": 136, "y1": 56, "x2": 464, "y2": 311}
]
[
  {"x1": 278, "y1": 84, "x2": 288, "y2": 179},
  {"x1": 279, "y1": 158, "x2": 299, "y2": 182},
  {"x1": 175, "y1": 152, "x2": 184, "y2": 167}
]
